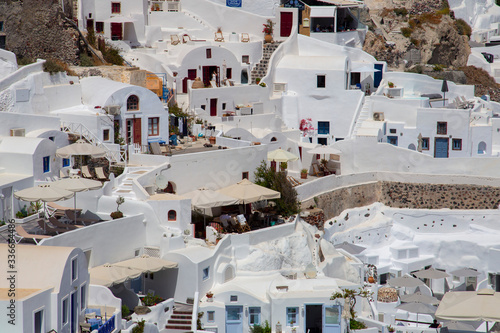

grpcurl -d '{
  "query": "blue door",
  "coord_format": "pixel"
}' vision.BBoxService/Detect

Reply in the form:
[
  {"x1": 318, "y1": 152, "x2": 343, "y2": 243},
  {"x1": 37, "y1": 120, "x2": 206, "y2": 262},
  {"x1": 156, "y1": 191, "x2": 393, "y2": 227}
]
[
  {"x1": 323, "y1": 305, "x2": 341, "y2": 333},
  {"x1": 387, "y1": 136, "x2": 398, "y2": 146},
  {"x1": 374, "y1": 64, "x2": 383, "y2": 88},
  {"x1": 434, "y1": 138, "x2": 449, "y2": 158},
  {"x1": 226, "y1": 306, "x2": 243, "y2": 333}
]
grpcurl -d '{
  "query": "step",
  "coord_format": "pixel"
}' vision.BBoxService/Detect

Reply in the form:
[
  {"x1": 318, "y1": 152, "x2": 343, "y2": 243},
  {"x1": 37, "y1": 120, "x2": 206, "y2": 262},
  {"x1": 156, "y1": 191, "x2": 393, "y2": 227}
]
[
  {"x1": 168, "y1": 319, "x2": 192, "y2": 325},
  {"x1": 165, "y1": 325, "x2": 192, "y2": 330},
  {"x1": 171, "y1": 315, "x2": 192, "y2": 320},
  {"x1": 173, "y1": 310, "x2": 193, "y2": 315}
]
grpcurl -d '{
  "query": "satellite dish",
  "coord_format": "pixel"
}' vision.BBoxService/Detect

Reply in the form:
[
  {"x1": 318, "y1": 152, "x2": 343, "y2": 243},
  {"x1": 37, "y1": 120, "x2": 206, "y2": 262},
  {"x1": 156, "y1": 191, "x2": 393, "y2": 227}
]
[{"x1": 155, "y1": 174, "x2": 168, "y2": 189}]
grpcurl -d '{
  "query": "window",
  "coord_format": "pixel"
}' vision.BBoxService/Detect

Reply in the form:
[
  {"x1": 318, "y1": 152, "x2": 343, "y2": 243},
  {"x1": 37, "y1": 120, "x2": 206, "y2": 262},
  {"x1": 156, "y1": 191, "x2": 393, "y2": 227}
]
[
  {"x1": 286, "y1": 307, "x2": 298, "y2": 326},
  {"x1": 422, "y1": 137, "x2": 429, "y2": 150},
  {"x1": 71, "y1": 258, "x2": 77, "y2": 281},
  {"x1": 249, "y1": 307, "x2": 261, "y2": 326},
  {"x1": 203, "y1": 267, "x2": 210, "y2": 280},
  {"x1": 206, "y1": 48, "x2": 212, "y2": 59},
  {"x1": 389, "y1": 128, "x2": 396, "y2": 134},
  {"x1": 49, "y1": 136, "x2": 55, "y2": 141},
  {"x1": 388, "y1": 136, "x2": 398, "y2": 146},
  {"x1": 318, "y1": 121, "x2": 330, "y2": 135},
  {"x1": 478, "y1": 141, "x2": 487, "y2": 154},
  {"x1": 103, "y1": 129, "x2": 110, "y2": 141},
  {"x1": 230, "y1": 295, "x2": 238, "y2": 302},
  {"x1": 242, "y1": 172, "x2": 249, "y2": 180},
  {"x1": 127, "y1": 95, "x2": 139, "y2": 111},
  {"x1": 80, "y1": 284, "x2": 86, "y2": 310},
  {"x1": 452, "y1": 138, "x2": 462, "y2": 150},
  {"x1": 437, "y1": 122, "x2": 447, "y2": 135},
  {"x1": 62, "y1": 158, "x2": 70, "y2": 168},
  {"x1": 34, "y1": 309, "x2": 44, "y2": 333},
  {"x1": 226, "y1": 68, "x2": 232, "y2": 79},
  {"x1": 270, "y1": 137, "x2": 277, "y2": 142},
  {"x1": 208, "y1": 311, "x2": 215, "y2": 322},
  {"x1": 148, "y1": 117, "x2": 159, "y2": 136},
  {"x1": 317, "y1": 75, "x2": 326, "y2": 88},
  {"x1": 111, "y1": 2, "x2": 121, "y2": 13},
  {"x1": 317, "y1": 137, "x2": 327, "y2": 145},
  {"x1": 0, "y1": 21, "x2": 4, "y2": 32},
  {"x1": 96, "y1": 22, "x2": 104, "y2": 33},
  {"x1": 201, "y1": 105, "x2": 206, "y2": 110},
  {"x1": 222, "y1": 103, "x2": 226, "y2": 110},
  {"x1": 43, "y1": 156, "x2": 50, "y2": 173},
  {"x1": 242, "y1": 55, "x2": 249, "y2": 64},
  {"x1": 168, "y1": 210, "x2": 177, "y2": 221},
  {"x1": 62, "y1": 298, "x2": 68, "y2": 324}
]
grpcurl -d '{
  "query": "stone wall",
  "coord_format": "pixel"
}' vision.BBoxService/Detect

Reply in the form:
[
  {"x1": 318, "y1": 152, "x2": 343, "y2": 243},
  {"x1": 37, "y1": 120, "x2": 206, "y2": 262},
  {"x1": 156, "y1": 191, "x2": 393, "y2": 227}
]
[
  {"x1": 304, "y1": 181, "x2": 500, "y2": 222},
  {"x1": 0, "y1": 0, "x2": 78, "y2": 64}
]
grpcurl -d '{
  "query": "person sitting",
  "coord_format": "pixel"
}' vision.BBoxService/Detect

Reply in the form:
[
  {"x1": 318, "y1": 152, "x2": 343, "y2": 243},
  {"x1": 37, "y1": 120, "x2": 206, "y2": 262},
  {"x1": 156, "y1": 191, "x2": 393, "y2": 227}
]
[
  {"x1": 315, "y1": 24, "x2": 321, "y2": 32},
  {"x1": 169, "y1": 132, "x2": 178, "y2": 146},
  {"x1": 429, "y1": 320, "x2": 442, "y2": 328}
]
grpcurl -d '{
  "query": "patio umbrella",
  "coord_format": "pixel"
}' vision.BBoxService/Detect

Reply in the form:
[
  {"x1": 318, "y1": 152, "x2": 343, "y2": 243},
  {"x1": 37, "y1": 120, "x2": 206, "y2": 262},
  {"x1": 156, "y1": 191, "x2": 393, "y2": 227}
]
[
  {"x1": 436, "y1": 289, "x2": 500, "y2": 323},
  {"x1": 401, "y1": 292, "x2": 440, "y2": 305},
  {"x1": 183, "y1": 187, "x2": 239, "y2": 229},
  {"x1": 267, "y1": 149, "x2": 299, "y2": 163},
  {"x1": 414, "y1": 268, "x2": 450, "y2": 280},
  {"x1": 443, "y1": 321, "x2": 478, "y2": 331},
  {"x1": 56, "y1": 139, "x2": 107, "y2": 158},
  {"x1": 389, "y1": 275, "x2": 425, "y2": 288},
  {"x1": 14, "y1": 184, "x2": 74, "y2": 230},
  {"x1": 307, "y1": 145, "x2": 342, "y2": 156},
  {"x1": 216, "y1": 179, "x2": 280, "y2": 204},
  {"x1": 52, "y1": 176, "x2": 102, "y2": 224},
  {"x1": 89, "y1": 263, "x2": 143, "y2": 287},
  {"x1": 396, "y1": 302, "x2": 437, "y2": 325},
  {"x1": 334, "y1": 241, "x2": 366, "y2": 255},
  {"x1": 450, "y1": 268, "x2": 480, "y2": 277}
]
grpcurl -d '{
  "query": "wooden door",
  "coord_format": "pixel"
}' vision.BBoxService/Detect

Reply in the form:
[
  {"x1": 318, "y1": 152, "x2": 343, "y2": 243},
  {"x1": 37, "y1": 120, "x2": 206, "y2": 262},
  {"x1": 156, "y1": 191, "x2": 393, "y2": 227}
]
[
  {"x1": 280, "y1": 12, "x2": 293, "y2": 37},
  {"x1": 86, "y1": 19, "x2": 94, "y2": 31},
  {"x1": 133, "y1": 118, "x2": 142, "y2": 145},
  {"x1": 203, "y1": 66, "x2": 210, "y2": 87},
  {"x1": 434, "y1": 138, "x2": 449, "y2": 158},
  {"x1": 210, "y1": 98, "x2": 217, "y2": 117},
  {"x1": 111, "y1": 23, "x2": 123, "y2": 40},
  {"x1": 182, "y1": 77, "x2": 188, "y2": 93}
]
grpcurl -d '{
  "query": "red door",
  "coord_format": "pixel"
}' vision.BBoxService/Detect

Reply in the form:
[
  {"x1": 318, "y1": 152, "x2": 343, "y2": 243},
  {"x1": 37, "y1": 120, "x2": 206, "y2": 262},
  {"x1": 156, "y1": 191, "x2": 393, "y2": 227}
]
[
  {"x1": 111, "y1": 23, "x2": 123, "y2": 40},
  {"x1": 280, "y1": 12, "x2": 293, "y2": 37},
  {"x1": 133, "y1": 118, "x2": 141, "y2": 145},
  {"x1": 182, "y1": 77, "x2": 188, "y2": 93},
  {"x1": 210, "y1": 99, "x2": 217, "y2": 117}
]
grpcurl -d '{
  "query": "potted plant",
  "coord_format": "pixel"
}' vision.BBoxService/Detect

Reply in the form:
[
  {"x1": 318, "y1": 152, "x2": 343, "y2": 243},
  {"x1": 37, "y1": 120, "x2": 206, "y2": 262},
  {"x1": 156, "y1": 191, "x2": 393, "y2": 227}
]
[
  {"x1": 110, "y1": 196, "x2": 125, "y2": 219},
  {"x1": 206, "y1": 291, "x2": 214, "y2": 302},
  {"x1": 388, "y1": 81, "x2": 395, "y2": 88},
  {"x1": 279, "y1": 161, "x2": 288, "y2": 172},
  {"x1": 301, "y1": 168, "x2": 308, "y2": 179},
  {"x1": 262, "y1": 19, "x2": 274, "y2": 43}
]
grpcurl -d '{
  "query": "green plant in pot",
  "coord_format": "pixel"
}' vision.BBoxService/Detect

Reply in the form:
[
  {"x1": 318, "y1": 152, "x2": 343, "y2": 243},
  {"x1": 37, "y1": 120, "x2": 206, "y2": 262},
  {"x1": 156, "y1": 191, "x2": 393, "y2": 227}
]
[
  {"x1": 301, "y1": 168, "x2": 308, "y2": 179},
  {"x1": 280, "y1": 161, "x2": 288, "y2": 171},
  {"x1": 110, "y1": 196, "x2": 125, "y2": 219}
]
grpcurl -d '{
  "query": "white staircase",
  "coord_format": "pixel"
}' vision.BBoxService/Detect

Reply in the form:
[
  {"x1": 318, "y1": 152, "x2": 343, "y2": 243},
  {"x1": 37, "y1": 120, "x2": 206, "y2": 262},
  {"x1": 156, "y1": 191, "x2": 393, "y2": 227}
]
[
  {"x1": 352, "y1": 96, "x2": 372, "y2": 137},
  {"x1": 61, "y1": 121, "x2": 126, "y2": 164},
  {"x1": 112, "y1": 166, "x2": 155, "y2": 200}
]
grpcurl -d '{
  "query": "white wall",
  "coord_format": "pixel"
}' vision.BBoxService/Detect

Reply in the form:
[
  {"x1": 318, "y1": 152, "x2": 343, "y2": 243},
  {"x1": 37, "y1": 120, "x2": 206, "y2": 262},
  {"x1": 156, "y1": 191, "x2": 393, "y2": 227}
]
[{"x1": 205, "y1": 0, "x2": 279, "y2": 17}]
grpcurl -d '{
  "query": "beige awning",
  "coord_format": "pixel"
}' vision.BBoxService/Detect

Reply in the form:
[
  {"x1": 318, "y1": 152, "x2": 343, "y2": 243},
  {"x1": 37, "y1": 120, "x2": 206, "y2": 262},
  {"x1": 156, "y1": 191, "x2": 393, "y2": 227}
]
[
  {"x1": 89, "y1": 264, "x2": 143, "y2": 287},
  {"x1": 56, "y1": 139, "x2": 107, "y2": 158},
  {"x1": 183, "y1": 188, "x2": 238, "y2": 209},
  {"x1": 267, "y1": 149, "x2": 299, "y2": 163},
  {"x1": 14, "y1": 184, "x2": 74, "y2": 202},
  {"x1": 216, "y1": 179, "x2": 280, "y2": 204},
  {"x1": 113, "y1": 255, "x2": 178, "y2": 273},
  {"x1": 436, "y1": 289, "x2": 500, "y2": 322}
]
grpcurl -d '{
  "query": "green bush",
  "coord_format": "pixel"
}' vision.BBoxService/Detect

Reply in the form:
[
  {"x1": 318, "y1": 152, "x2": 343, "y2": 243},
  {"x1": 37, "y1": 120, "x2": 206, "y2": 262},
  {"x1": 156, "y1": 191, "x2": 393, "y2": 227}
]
[
  {"x1": 250, "y1": 320, "x2": 272, "y2": 333},
  {"x1": 401, "y1": 27, "x2": 413, "y2": 38},
  {"x1": 350, "y1": 319, "x2": 367, "y2": 330},
  {"x1": 87, "y1": 27, "x2": 96, "y2": 47},
  {"x1": 433, "y1": 64, "x2": 444, "y2": 72},
  {"x1": 455, "y1": 18, "x2": 472, "y2": 37},
  {"x1": 122, "y1": 304, "x2": 130, "y2": 317},
  {"x1": 254, "y1": 161, "x2": 300, "y2": 217},
  {"x1": 102, "y1": 44, "x2": 124, "y2": 65},
  {"x1": 410, "y1": 38, "x2": 420, "y2": 46},
  {"x1": 141, "y1": 293, "x2": 164, "y2": 306},
  {"x1": 17, "y1": 56, "x2": 34, "y2": 66},
  {"x1": 80, "y1": 53, "x2": 95, "y2": 67},
  {"x1": 43, "y1": 58, "x2": 66, "y2": 75},
  {"x1": 132, "y1": 320, "x2": 145, "y2": 333}
]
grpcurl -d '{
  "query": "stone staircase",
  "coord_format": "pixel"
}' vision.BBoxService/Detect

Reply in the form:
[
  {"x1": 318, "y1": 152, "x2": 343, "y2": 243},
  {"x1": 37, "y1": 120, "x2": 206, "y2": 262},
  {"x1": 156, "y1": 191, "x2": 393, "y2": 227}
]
[
  {"x1": 111, "y1": 166, "x2": 155, "y2": 200},
  {"x1": 352, "y1": 96, "x2": 372, "y2": 137},
  {"x1": 250, "y1": 41, "x2": 283, "y2": 84},
  {"x1": 165, "y1": 303, "x2": 193, "y2": 331}
]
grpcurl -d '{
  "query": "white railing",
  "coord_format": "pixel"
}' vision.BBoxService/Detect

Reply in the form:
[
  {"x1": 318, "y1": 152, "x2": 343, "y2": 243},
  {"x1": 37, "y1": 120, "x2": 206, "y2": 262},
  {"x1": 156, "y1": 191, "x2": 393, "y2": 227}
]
[
  {"x1": 60, "y1": 121, "x2": 126, "y2": 164},
  {"x1": 191, "y1": 292, "x2": 200, "y2": 332}
]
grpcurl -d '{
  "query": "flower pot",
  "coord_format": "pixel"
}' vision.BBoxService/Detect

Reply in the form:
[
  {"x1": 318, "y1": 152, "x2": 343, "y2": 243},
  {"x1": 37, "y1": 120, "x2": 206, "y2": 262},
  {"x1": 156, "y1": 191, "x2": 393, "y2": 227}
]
[
  {"x1": 301, "y1": 173, "x2": 307, "y2": 179},
  {"x1": 209, "y1": 137, "x2": 216, "y2": 145},
  {"x1": 264, "y1": 34, "x2": 273, "y2": 43}
]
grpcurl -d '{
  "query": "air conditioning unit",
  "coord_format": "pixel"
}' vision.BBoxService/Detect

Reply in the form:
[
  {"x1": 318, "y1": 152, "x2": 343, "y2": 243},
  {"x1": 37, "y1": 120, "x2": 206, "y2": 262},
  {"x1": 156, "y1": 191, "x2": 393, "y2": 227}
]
[
  {"x1": 373, "y1": 112, "x2": 385, "y2": 121},
  {"x1": 103, "y1": 105, "x2": 121, "y2": 115},
  {"x1": 10, "y1": 128, "x2": 25, "y2": 137}
]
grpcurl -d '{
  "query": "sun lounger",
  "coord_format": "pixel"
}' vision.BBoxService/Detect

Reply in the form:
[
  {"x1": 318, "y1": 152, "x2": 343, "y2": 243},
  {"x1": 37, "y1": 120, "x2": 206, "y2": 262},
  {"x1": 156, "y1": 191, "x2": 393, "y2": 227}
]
[
  {"x1": 287, "y1": 176, "x2": 302, "y2": 187},
  {"x1": 82, "y1": 165, "x2": 93, "y2": 178},
  {"x1": 312, "y1": 164, "x2": 324, "y2": 177},
  {"x1": 49, "y1": 216, "x2": 82, "y2": 230},
  {"x1": 14, "y1": 225, "x2": 51, "y2": 245},
  {"x1": 37, "y1": 218, "x2": 68, "y2": 235},
  {"x1": 215, "y1": 32, "x2": 224, "y2": 42},
  {"x1": 95, "y1": 167, "x2": 108, "y2": 181},
  {"x1": 65, "y1": 210, "x2": 98, "y2": 226},
  {"x1": 170, "y1": 34, "x2": 180, "y2": 45},
  {"x1": 47, "y1": 202, "x2": 81, "y2": 218},
  {"x1": 236, "y1": 214, "x2": 251, "y2": 232},
  {"x1": 150, "y1": 141, "x2": 163, "y2": 155},
  {"x1": 241, "y1": 33, "x2": 250, "y2": 42}
]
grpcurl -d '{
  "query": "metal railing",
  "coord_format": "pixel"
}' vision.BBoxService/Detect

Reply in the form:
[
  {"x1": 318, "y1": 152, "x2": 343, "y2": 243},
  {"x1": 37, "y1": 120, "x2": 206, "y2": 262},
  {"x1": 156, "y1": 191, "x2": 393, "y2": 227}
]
[
  {"x1": 97, "y1": 315, "x2": 115, "y2": 333},
  {"x1": 60, "y1": 121, "x2": 126, "y2": 164}
]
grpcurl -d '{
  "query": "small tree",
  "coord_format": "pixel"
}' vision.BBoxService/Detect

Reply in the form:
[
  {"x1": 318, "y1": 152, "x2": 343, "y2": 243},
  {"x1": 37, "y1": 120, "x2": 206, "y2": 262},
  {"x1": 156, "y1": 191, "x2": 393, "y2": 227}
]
[
  {"x1": 254, "y1": 161, "x2": 300, "y2": 217},
  {"x1": 330, "y1": 288, "x2": 372, "y2": 320},
  {"x1": 111, "y1": 196, "x2": 125, "y2": 219}
]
